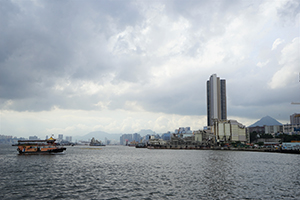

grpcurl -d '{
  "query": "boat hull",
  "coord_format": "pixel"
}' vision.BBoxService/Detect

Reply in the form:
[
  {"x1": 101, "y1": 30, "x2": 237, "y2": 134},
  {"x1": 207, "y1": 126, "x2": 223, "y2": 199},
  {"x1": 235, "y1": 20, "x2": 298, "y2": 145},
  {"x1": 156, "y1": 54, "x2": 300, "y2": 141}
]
[
  {"x1": 18, "y1": 147, "x2": 66, "y2": 154},
  {"x1": 18, "y1": 147, "x2": 67, "y2": 154}
]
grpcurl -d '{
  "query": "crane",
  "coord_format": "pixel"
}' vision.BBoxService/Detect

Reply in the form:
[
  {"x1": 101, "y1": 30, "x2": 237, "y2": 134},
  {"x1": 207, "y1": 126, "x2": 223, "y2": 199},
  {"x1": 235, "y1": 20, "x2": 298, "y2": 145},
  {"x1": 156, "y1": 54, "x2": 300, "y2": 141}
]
[{"x1": 291, "y1": 73, "x2": 300, "y2": 105}]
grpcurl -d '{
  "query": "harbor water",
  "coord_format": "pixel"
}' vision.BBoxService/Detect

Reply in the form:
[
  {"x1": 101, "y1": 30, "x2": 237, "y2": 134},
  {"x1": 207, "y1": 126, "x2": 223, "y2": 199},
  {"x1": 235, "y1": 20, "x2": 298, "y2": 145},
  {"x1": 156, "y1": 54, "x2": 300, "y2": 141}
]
[{"x1": 1, "y1": 144, "x2": 300, "y2": 199}]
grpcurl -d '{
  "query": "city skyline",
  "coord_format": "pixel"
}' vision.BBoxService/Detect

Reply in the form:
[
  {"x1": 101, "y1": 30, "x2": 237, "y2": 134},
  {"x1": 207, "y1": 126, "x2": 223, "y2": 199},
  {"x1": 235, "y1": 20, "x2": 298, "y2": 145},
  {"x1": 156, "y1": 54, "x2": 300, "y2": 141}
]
[{"x1": 0, "y1": 0, "x2": 299, "y2": 138}]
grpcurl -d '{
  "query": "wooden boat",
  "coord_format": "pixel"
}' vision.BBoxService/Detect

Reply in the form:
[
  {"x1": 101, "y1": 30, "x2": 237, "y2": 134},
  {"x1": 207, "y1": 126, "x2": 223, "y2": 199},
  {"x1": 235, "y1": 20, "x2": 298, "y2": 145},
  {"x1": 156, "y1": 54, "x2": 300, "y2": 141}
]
[{"x1": 16, "y1": 137, "x2": 66, "y2": 154}]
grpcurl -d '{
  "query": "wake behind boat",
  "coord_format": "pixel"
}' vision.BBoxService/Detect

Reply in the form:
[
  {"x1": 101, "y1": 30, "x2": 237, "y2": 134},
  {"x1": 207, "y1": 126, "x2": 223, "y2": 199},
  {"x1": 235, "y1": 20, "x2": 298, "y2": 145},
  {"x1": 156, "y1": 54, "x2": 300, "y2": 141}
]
[{"x1": 16, "y1": 137, "x2": 66, "y2": 154}]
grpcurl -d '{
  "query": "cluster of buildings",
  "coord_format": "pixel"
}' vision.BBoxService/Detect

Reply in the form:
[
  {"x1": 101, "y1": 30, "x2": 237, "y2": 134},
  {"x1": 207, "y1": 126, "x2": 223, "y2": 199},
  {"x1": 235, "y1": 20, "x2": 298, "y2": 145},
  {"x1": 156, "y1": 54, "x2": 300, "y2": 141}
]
[
  {"x1": 247, "y1": 113, "x2": 300, "y2": 136},
  {"x1": 45, "y1": 134, "x2": 73, "y2": 144},
  {"x1": 120, "y1": 133, "x2": 143, "y2": 145},
  {"x1": 0, "y1": 135, "x2": 26, "y2": 144},
  {"x1": 55, "y1": 134, "x2": 72, "y2": 143},
  {"x1": 122, "y1": 74, "x2": 249, "y2": 147},
  {"x1": 146, "y1": 73, "x2": 299, "y2": 147},
  {"x1": 123, "y1": 73, "x2": 249, "y2": 147},
  {"x1": 0, "y1": 134, "x2": 74, "y2": 145}
]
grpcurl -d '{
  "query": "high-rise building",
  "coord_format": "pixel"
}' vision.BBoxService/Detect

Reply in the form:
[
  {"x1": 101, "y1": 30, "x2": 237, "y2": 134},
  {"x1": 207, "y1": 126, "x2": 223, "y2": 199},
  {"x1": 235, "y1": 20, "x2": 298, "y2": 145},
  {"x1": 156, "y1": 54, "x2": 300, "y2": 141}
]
[
  {"x1": 133, "y1": 133, "x2": 141, "y2": 142},
  {"x1": 206, "y1": 74, "x2": 227, "y2": 126},
  {"x1": 290, "y1": 113, "x2": 300, "y2": 125},
  {"x1": 65, "y1": 136, "x2": 72, "y2": 142},
  {"x1": 120, "y1": 134, "x2": 133, "y2": 145},
  {"x1": 58, "y1": 134, "x2": 63, "y2": 142}
]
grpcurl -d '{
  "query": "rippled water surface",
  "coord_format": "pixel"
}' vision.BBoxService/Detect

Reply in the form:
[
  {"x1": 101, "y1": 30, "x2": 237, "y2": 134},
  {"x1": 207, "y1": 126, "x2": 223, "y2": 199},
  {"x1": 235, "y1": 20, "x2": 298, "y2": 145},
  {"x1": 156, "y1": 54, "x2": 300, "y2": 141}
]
[{"x1": 1, "y1": 144, "x2": 300, "y2": 199}]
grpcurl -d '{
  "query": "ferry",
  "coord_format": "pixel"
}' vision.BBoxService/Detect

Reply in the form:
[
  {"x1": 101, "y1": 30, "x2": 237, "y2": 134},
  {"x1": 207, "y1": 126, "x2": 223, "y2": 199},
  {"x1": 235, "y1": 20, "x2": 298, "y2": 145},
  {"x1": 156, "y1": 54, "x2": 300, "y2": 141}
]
[
  {"x1": 135, "y1": 142, "x2": 147, "y2": 148},
  {"x1": 89, "y1": 137, "x2": 106, "y2": 146},
  {"x1": 16, "y1": 137, "x2": 66, "y2": 154}
]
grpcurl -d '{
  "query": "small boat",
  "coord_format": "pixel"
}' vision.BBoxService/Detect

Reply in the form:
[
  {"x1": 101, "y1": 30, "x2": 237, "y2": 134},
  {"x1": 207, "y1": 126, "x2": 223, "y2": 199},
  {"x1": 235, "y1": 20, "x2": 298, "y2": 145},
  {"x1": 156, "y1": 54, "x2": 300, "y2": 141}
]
[
  {"x1": 16, "y1": 137, "x2": 66, "y2": 154},
  {"x1": 135, "y1": 143, "x2": 147, "y2": 148},
  {"x1": 127, "y1": 141, "x2": 138, "y2": 147}
]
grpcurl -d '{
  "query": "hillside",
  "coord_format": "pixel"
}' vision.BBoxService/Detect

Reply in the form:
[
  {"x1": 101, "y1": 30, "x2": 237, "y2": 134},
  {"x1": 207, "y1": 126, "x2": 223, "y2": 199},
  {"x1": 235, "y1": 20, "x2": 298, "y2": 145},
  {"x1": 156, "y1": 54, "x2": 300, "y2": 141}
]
[
  {"x1": 73, "y1": 129, "x2": 156, "y2": 142},
  {"x1": 248, "y1": 116, "x2": 282, "y2": 127}
]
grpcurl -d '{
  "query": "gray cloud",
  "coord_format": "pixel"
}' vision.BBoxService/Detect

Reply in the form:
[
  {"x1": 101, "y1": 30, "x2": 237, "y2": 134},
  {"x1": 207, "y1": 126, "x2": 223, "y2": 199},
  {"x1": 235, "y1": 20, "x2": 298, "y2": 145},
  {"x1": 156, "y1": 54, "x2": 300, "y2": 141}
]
[{"x1": 0, "y1": 0, "x2": 299, "y2": 125}]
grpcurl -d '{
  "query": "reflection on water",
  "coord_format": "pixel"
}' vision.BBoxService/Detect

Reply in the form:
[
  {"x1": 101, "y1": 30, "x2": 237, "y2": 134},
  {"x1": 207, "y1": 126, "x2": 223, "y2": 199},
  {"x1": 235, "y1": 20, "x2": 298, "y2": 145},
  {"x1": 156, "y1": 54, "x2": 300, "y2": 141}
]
[{"x1": 1, "y1": 144, "x2": 300, "y2": 199}]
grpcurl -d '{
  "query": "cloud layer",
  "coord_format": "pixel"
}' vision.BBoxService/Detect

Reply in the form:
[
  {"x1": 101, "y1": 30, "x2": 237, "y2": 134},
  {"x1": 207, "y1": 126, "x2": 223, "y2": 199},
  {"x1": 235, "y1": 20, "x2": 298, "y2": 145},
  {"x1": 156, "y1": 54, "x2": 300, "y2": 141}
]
[{"x1": 0, "y1": 0, "x2": 299, "y2": 138}]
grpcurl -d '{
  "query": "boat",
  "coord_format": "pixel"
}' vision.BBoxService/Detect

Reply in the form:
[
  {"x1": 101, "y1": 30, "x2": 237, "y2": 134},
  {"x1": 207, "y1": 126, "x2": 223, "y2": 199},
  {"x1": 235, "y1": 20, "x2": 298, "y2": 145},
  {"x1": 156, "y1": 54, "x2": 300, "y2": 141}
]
[
  {"x1": 127, "y1": 141, "x2": 138, "y2": 147},
  {"x1": 16, "y1": 137, "x2": 66, "y2": 154},
  {"x1": 89, "y1": 137, "x2": 106, "y2": 146},
  {"x1": 135, "y1": 143, "x2": 147, "y2": 148},
  {"x1": 90, "y1": 143, "x2": 105, "y2": 146}
]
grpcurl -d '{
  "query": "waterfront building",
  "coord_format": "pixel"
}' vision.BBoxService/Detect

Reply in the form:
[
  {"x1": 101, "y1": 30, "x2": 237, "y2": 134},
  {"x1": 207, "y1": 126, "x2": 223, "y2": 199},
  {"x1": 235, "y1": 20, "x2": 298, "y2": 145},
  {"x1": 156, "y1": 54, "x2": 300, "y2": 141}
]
[
  {"x1": 148, "y1": 138, "x2": 166, "y2": 146},
  {"x1": 290, "y1": 113, "x2": 300, "y2": 125},
  {"x1": 283, "y1": 123, "x2": 300, "y2": 134},
  {"x1": 132, "y1": 133, "x2": 141, "y2": 142},
  {"x1": 255, "y1": 138, "x2": 281, "y2": 145},
  {"x1": 120, "y1": 134, "x2": 132, "y2": 145},
  {"x1": 211, "y1": 119, "x2": 247, "y2": 142},
  {"x1": 162, "y1": 132, "x2": 171, "y2": 141},
  {"x1": 206, "y1": 74, "x2": 227, "y2": 126},
  {"x1": 194, "y1": 130, "x2": 214, "y2": 143},
  {"x1": 247, "y1": 126, "x2": 265, "y2": 134},
  {"x1": 247, "y1": 124, "x2": 300, "y2": 135},
  {"x1": 264, "y1": 125, "x2": 283, "y2": 135}
]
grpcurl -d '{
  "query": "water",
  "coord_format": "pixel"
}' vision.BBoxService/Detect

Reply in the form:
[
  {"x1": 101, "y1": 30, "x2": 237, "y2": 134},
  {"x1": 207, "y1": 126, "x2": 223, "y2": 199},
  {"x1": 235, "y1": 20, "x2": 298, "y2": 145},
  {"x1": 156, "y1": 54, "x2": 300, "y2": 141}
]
[{"x1": 1, "y1": 144, "x2": 300, "y2": 199}]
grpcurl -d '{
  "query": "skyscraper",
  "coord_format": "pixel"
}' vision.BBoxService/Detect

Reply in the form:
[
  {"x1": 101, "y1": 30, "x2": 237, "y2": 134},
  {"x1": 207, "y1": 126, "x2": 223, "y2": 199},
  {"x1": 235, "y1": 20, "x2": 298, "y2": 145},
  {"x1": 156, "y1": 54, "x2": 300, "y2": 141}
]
[{"x1": 206, "y1": 74, "x2": 227, "y2": 126}]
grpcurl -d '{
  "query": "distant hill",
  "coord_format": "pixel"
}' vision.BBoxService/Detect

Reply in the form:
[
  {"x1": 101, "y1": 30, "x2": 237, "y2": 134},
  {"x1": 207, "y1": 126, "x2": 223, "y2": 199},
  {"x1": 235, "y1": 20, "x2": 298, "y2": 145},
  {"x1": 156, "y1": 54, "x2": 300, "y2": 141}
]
[
  {"x1": 137, "y1": 129, "x2": 156, "y2": 136},
  {"x1": 248, "y1": 116, "x2": 282, "y2": 127},
  {"x1": 73, "y1": 129, "x2": 155, "y2": 142},
  {"x1": 74, "y1": 131, "x2": 122, "y2": 142}
]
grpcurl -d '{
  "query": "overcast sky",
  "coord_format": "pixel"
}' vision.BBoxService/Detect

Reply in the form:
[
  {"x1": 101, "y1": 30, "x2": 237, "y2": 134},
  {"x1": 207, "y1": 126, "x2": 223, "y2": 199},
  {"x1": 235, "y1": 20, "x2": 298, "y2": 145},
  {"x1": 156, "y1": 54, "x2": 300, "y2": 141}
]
[{"x1": 0, "y1": 0, "x2": 299, "y2": 138}]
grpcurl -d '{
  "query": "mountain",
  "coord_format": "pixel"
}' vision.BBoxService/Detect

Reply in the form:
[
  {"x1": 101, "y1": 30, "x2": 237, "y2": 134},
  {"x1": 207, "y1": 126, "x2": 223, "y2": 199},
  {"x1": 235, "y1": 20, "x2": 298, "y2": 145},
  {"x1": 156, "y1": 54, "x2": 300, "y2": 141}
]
[
  {"x1": 137, "y1": 129, "x2": 156, "y2": 136},
  {"x1": 73, "y1": 129, "x2": 156, "y2": 142},
  {"x1": 74, "y1": 131, "x2": 122, "y2": 142},
  {"x1": 248, "y1": 116, "x2": 282, "y2": 127}
]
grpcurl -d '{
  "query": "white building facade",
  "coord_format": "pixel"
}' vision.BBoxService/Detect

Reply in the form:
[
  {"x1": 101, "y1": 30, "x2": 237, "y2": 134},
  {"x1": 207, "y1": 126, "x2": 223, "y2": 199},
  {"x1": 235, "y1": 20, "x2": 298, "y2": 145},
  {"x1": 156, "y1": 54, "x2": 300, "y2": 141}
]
[{"x1": 212, "y1": 119, "x2": 247, "y2": 142}]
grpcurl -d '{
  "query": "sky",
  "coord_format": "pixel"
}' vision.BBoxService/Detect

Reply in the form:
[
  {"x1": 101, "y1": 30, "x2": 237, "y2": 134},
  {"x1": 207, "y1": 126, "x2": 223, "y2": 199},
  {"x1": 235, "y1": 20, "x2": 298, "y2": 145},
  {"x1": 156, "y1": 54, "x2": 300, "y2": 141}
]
[{"x1": 0, "y1": 0, "x2": 299, "y2": 139}]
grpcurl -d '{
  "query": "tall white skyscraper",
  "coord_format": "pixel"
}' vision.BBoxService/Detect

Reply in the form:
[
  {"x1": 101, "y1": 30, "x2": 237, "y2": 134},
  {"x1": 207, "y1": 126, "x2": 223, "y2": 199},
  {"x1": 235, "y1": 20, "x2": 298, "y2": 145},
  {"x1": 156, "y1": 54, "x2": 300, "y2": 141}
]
[{"x1": 206, "y1": 74, "x2": 227, "y2": 126}]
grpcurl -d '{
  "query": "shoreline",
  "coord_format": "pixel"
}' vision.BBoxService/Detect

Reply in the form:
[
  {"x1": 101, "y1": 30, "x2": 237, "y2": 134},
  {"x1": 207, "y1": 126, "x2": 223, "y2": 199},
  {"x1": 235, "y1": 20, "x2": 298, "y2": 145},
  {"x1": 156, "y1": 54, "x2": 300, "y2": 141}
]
[{"x1": 146, "y1": 146, "x2": 300, "y2": 154}]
